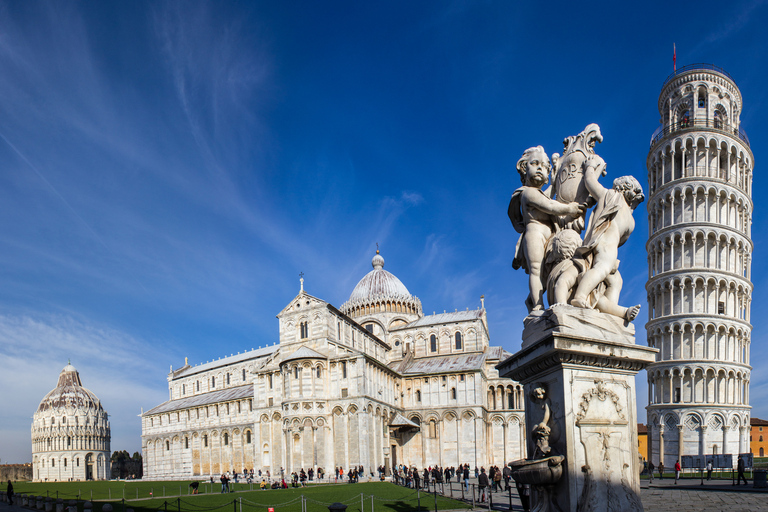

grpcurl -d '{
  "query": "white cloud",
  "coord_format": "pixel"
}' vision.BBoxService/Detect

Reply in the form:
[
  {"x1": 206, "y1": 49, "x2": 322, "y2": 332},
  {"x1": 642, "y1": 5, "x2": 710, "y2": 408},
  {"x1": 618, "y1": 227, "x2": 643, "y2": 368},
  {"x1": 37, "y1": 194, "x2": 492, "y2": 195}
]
[{"x1": 0, "y1": 314, "x2": 170, "y2": 463}]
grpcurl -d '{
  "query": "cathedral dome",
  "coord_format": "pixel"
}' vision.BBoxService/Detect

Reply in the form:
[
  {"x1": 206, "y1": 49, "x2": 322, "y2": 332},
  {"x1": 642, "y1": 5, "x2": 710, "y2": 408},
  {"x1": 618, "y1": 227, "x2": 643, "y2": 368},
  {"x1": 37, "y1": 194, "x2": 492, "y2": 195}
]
[
  {"x1": 340, "y1": 250, "x2": 422, "y2": 320},
  {"x1": 36, "y1": 364, "x2": 103, "y2": 413},
  {"x1": 348, "y1": 251, "x2": 411, "y2": 302}
]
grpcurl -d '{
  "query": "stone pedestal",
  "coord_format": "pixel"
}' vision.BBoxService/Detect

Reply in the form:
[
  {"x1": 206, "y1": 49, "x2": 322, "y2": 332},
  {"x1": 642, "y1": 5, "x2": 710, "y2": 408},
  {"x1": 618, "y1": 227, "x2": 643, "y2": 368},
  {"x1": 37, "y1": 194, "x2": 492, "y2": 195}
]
[{"x1": 498, "y1": 305, "x2": 657, "y2": 512}]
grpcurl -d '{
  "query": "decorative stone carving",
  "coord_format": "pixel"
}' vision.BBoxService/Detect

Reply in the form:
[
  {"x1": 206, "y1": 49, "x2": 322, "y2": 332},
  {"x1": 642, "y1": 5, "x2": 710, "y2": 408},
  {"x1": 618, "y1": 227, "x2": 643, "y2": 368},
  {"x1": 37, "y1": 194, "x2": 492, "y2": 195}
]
[{"x1": 509, "y1": 125, "x2": 643, "y2": 322}]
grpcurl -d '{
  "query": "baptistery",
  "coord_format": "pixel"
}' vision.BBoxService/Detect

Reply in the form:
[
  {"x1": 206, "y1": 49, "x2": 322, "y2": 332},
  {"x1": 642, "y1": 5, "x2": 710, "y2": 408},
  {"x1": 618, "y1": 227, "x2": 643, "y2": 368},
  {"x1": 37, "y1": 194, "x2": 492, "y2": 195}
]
[{"x1": 31, "y1": 363, "x2": 111, "y2": 481}]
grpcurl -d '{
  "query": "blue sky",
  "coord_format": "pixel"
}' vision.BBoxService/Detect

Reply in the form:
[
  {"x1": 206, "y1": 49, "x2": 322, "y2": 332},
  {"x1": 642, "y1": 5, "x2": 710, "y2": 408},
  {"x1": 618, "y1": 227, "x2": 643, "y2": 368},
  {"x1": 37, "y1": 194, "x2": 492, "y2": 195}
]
[{"x1": 1, "y1": 1, "x2": 767, "y2": 463}]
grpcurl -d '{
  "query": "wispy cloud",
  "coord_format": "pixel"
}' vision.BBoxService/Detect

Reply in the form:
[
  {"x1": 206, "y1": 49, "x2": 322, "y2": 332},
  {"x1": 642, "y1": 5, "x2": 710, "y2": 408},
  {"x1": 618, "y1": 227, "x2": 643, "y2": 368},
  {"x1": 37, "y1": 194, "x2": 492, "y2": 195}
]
[{"x1": 0, "y1": 314, "x2": 170, "y2": 463}]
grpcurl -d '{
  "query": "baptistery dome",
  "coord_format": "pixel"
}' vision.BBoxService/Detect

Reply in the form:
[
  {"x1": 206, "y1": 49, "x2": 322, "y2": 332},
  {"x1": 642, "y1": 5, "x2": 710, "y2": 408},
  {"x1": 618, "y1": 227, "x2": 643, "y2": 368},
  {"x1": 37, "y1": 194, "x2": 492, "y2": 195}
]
[
  {"x1": 340, "y1": 250, "x2": 422, "y2": 336},
  {"x1": 32, "y1": 363, "x2": 111, "y2": 481}
]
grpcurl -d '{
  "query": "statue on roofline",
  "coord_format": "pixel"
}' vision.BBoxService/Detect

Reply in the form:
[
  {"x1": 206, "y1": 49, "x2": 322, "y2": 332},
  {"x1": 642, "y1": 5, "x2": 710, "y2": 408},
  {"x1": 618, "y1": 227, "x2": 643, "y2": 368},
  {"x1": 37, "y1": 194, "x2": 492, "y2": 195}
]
[{"x1": 509, "y1": 124, "x2": 643, "y2": 321}]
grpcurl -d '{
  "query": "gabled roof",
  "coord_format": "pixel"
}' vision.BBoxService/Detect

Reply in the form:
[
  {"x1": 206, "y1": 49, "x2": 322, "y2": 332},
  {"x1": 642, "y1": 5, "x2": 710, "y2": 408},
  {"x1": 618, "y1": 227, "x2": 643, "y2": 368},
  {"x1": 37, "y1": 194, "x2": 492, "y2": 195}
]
[
  {"x1": 282, "y1": 346, "x2": 327, "y2": 362},
  {"x1": 392, "y1": 353, "x2": 486, "y2": 375},
  {"x1": 276, "y1": 290, "x2": 327, "y2": 317},
  {"x1": 389, "y1": 413, "x2": 420, "y2": 428},
  {"x1": 172, "y1": 346, "x2": 277, "y2": 379},
  {"x1": 751, "y1": 417, "x2": 768, "y2": 426},
  {"x1": 144, "y1": 385, "x2": 253, "y2": 416},
  {"x1": 392, "y1": 309, "x2": 484, "y2": 330}
]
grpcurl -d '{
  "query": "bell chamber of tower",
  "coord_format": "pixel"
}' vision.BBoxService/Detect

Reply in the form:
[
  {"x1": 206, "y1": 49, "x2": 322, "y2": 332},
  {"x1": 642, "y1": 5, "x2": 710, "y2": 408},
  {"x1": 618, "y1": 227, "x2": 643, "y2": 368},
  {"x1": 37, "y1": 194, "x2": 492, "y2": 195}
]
[{"x1": 645, "y1": 64, "x2": 754, "y2": 468}]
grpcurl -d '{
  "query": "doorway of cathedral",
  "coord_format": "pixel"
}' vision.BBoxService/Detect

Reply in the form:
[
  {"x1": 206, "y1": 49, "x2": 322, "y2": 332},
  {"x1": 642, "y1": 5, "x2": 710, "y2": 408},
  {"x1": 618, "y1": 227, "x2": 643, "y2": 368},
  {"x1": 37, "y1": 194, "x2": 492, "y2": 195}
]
[
  {"x1": 391, "y1": 444, "x2": 397, "y2": 469},
  {"x1": 85, "y1": 453, "x2": 94, "y2": 480}
]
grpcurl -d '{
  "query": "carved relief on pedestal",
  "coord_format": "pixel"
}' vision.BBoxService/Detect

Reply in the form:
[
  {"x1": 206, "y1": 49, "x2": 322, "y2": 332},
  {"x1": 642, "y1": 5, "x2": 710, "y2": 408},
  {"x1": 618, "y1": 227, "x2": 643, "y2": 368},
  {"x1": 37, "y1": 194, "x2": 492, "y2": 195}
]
[{"x1": 575, "y1": 379, "x2": 640, "y2": 512}]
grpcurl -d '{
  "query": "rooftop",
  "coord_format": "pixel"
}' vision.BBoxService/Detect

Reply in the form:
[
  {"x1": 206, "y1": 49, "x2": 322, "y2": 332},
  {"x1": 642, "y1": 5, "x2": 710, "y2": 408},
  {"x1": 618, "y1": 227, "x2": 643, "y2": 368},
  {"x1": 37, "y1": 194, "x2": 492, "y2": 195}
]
[{"x1": 144, "y1": 385, "x2": 253, "y2": 416}]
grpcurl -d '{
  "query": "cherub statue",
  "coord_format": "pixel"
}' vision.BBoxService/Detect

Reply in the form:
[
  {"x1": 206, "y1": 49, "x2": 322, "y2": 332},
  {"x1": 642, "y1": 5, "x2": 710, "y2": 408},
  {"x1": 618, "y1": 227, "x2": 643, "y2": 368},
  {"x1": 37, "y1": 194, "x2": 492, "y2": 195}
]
[
  {"x1": 508, "y1": 146, "x2": 585, "y2": 313},
  {"x1": 569, "y1": 155, "x2": 644, "y2": 312},
  {"x1": 546, "y1": 229, "x2": 641, "y2": 321}
]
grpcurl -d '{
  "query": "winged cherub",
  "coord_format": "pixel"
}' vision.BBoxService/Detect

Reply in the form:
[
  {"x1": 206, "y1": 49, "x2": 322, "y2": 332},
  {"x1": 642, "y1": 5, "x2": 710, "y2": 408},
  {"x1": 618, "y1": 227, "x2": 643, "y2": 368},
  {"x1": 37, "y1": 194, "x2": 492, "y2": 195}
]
[{"x1": 509, "y1": 146, "x2": 585, "y2": 312}]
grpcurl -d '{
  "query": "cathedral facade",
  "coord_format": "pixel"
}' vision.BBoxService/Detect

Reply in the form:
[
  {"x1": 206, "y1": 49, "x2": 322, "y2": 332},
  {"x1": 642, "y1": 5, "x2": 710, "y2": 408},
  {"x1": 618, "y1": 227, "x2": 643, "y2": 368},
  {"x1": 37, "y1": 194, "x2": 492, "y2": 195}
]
[
  {"x1": 32, "y1": 364, "x2": 111, "y2": 481},
  {"x1": 142, "y1": 251, "x2": 525, "y2": 480}
]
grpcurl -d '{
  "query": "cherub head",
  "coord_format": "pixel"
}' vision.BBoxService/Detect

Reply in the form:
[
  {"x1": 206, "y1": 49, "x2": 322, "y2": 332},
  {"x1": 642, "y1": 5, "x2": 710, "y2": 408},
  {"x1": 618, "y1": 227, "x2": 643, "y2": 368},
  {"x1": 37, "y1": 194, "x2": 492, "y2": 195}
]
[
  {"x1": 613, "y1": 175, "x2": 645, "y2": 210},
  {"x1": 516, "y1": 146, "x2": 550, "y2": 187}
]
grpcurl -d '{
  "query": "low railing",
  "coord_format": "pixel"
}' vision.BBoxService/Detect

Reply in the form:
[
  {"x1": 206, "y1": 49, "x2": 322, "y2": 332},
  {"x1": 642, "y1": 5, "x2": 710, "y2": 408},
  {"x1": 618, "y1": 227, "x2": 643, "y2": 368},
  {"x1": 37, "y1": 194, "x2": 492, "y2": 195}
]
[
  {"x1": 649, "y1": 119, "x2": 750, "y2": 148},
  {"x1": 662, "y1": 63, "x2": 735, "y2": 88}
]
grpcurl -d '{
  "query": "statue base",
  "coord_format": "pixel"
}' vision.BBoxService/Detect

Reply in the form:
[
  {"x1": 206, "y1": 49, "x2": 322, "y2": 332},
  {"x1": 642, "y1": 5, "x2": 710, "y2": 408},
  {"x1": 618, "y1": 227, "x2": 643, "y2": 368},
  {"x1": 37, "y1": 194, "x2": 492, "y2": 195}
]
[{"x1": 498, "y1": 305, "x2": 658, "y2": 512}]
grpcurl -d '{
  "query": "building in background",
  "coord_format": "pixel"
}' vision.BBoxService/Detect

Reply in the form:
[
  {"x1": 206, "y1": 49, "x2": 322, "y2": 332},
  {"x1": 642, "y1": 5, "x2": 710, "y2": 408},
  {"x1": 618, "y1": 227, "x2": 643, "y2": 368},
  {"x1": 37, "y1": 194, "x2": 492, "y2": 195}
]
[
  {"x1": 645, "y1": 64, "x2": 753, "y2": 468},
  {"x1": 750, "y1": 418, "x2": 768, "y2": 457},
  {"x1": 141, "y1": 251, "x2": 525, "y2": 480},
  {"x1": 31, "y1": 364, "x2": 111, "y2": 481},
  {"x1": 637, "y1": 424, "x2": 648, "y2": 462}
]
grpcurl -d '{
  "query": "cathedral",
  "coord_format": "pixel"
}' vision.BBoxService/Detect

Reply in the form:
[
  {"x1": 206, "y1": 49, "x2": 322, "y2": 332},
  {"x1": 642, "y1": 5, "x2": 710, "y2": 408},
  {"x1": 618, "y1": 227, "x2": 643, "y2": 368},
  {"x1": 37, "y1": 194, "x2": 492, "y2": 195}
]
[{"x1": 141, "y1": 250, "x2": 525, "y2": 480}]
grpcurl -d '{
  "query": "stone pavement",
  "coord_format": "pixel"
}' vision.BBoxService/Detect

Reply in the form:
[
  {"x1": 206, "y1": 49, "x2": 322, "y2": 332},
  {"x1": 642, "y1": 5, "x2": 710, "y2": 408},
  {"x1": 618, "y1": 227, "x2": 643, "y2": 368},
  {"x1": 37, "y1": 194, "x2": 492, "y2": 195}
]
[{"x1": 4, "y1": 480, "x2": 768, "y2": 512}]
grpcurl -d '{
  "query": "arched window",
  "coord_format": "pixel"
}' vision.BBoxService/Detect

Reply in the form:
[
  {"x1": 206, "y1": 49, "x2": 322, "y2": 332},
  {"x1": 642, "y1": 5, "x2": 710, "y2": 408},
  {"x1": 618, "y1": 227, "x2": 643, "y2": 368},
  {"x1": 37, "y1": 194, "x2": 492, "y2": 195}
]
[
  {"x1": 294, "y1": 366, "x2": 299, "y2": 379},
  {"x1": 760, "y1": 435, "x2": 764, "y2": 442},
  {"x1": 508, "y1": 391, "x2": 515, "y2": 409},
  {"x1": 242, "y1": 369, "x2": 246, "y2": 381},
  {"x1": 341, "y1": 361, "x2": 347, "y2": 379},
  {"x1": 211, "y1": 376, "x2": 215, "y2": 388},
  {"x1": 182, "y1": 384, "x2": 186, "y2": 395},
  {"x1": 316, "y1": 366, "x2": 322, "y2": 378},
  {"x1": 196, "y1": 380, "x2": 200, "y2": 392},
  {"x1": 246, "y1": 431, "x2": 252, "y2": 444},
  {"x1": 185, "y1": 437, "x2": 189, "y2": 449},
  {"x1": 681, "y1": 110, "x2": 690, "y2": 128},
  {"x1": 416, "y1": 390, "x2": 422, "y2": 402},
  {"x1": 226, "y1": 373, "x2": 230, "y2": 385},
  {"x1": 714, "y1": 110, "x2": 722, "y2": 129},
  {"x1": 64, "y1": 458, "x2": 67, "y2": 467},
  {"x1": 761, "y1": 447, "x2": 765, "y2": 457},
  {"x1": 428, "y1": 420, "x2": 437, "y2": 438},
  {"x1": 300, "y1": 321, "x2": 309, "y2": 339},
  {"x1": 203, "y1": 435, "x2": 208, "y2": 447},
  {"x1": 455, "y1": 332, "x2": 462, "y2": 350},
  {"x1": 166, "y1": 440, "x2": 170, "y2": 451},
  {"x1": 224, "y1": 433, "x2": 229, "y2": 446},
  {"x1": 268, "y1": 374, "x2": 273, "y2": 389},
  {"x1": 451, "y1": 388, "x2": 457, "y2": 400},
  {"x1": 430, "y1": 334, "x2": 437, "y2": 353}
]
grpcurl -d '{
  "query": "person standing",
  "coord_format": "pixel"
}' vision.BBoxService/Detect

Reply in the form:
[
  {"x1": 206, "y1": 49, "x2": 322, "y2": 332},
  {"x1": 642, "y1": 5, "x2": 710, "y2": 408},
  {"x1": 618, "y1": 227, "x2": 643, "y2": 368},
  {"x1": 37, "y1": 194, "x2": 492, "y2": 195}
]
[
  {"x1": 503, "y1": 464, "x2": 512, "y2": 491},
  {"x1": 737, "y1": 455, "x2": 748, "y2": 485},
  {"x1": 674, "y1": 460, "x2": 681, "y2": 484},
  {"x1": 658, "y1": 461, "x2": 664, "y2": 480},
  {"x1": 6, "y1": 481, "x2": 13, "y2": 506},
  {"x1": 706, "y1": 460, "x2": 713, "y2": 480},
  {"x1": 463, "y1": 464, "x2": 470, "y2": 494},
  {"x1": 648, "y1": 461, "x2": 655, "y2": 483}
]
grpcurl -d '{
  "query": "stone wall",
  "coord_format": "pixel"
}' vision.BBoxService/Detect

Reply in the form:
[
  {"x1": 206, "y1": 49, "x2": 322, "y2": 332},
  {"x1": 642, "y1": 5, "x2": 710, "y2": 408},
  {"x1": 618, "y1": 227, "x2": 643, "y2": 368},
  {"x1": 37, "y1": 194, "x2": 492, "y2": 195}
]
[{"x1": 0, "y1": 464, "x2": 33, "y2": 482}]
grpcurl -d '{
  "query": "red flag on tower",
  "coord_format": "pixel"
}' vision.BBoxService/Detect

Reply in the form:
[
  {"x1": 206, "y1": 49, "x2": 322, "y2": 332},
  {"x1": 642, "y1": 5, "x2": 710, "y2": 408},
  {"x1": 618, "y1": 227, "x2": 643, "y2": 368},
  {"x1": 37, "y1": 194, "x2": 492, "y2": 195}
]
[{"x1": 673, "y1": 43, "x2": 676, "y2": 71}]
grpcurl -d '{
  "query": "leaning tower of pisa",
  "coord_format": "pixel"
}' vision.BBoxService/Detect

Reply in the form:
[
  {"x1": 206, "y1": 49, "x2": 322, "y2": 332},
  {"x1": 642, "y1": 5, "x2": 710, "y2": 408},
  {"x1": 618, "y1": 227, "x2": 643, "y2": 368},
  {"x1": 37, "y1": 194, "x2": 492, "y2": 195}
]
[{"x1": 645, "y1": 64, "x2": 753, "y2": 468}]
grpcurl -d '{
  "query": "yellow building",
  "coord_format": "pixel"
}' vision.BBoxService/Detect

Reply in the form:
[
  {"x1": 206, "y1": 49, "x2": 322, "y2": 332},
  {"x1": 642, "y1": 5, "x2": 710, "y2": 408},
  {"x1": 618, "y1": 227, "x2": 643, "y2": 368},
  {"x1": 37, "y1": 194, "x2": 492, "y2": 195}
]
[
  {"x1": 750, "y1": 418, "x2": 768, "y2": 457},
  {"x1": 638, "y1": 424, "x2": 648, "y2": 462}
]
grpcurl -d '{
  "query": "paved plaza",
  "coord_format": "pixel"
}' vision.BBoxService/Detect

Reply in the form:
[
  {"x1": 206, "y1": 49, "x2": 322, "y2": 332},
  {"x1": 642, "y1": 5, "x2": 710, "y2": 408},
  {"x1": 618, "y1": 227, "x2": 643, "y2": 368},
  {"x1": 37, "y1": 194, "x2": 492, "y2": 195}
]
[{"x1": 3, "y1": 479, "x2": 768, "y2": 512}]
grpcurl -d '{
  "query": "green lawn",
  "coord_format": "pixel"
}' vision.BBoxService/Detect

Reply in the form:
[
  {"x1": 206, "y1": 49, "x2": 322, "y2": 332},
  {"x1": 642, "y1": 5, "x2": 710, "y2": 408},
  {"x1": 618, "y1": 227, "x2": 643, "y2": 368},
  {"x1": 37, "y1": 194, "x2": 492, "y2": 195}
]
[{"x1": 1, "y1": 481, "x2": 471, "y2": 512}]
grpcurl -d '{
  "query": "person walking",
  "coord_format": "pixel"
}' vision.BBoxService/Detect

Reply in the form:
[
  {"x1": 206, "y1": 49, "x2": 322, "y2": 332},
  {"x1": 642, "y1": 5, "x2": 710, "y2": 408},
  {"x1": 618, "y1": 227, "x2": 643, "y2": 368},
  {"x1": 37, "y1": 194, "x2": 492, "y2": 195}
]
[
  {"x1": 6, "y1": 481, "x2": 13, "y2": 506},
  {"x1": 674, "y1": 460, "x2": 681, "y2": 484},
  {"x1": 463, "y1": 464, "x2": 470, "y2": 494},
  {"x1": 737, "y1": 455, "x2": 749, "y2": 485},
  {"x1": 706, "y1": 460, "x2": 713, "y2": 480},
  {"x1": 648, "y1": 461, "x2": 655, "y2": 483},
  {"x1": 478, "y1": 467, "x2": 489, "y2": 503},
  {"x1": 503, "y1": 464, "x2": 512, "y2": 490}
]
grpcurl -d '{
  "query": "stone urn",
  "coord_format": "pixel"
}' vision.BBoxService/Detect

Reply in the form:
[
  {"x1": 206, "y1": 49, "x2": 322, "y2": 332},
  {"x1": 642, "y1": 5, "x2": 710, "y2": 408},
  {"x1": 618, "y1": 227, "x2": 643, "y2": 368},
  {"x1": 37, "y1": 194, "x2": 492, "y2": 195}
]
[{"x1": 510, "y1": 456, "x2": 565, "y2": 512}]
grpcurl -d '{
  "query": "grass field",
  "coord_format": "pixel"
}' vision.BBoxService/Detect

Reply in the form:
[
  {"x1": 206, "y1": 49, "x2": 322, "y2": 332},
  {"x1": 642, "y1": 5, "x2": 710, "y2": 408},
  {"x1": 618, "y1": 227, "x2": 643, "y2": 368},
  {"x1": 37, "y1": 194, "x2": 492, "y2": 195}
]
[{"x1": 0, "y1": 481, "x2": 471, "y2": 512}]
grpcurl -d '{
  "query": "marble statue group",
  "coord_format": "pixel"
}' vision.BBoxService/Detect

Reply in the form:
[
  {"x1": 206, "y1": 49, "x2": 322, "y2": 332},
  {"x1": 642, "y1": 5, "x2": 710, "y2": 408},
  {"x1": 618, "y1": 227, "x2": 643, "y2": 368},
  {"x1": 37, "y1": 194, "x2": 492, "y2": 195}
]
[{"x1": 509, "y1": 124, "x2": 644, "y2": 321}]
